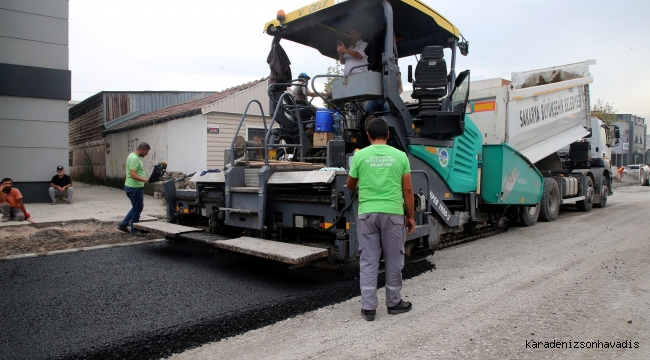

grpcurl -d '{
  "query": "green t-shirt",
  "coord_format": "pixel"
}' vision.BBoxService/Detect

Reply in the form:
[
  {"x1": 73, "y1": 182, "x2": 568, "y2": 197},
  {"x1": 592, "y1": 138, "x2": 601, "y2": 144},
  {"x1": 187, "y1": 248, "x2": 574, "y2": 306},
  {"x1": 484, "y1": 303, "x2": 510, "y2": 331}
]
[
  {"x1": 125, "y1": 152, "x2": 146, "y2": 188},
  {"x1": 349, "y1": 144, "x2": 411, "y2": 215}
]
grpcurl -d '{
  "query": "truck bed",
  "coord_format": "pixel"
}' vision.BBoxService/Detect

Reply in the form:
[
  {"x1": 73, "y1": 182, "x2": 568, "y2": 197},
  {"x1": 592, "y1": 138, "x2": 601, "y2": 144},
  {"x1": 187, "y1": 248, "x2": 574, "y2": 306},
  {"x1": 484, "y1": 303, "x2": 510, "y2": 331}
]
[{"x1": 467, "y1": 60, "x2": 595, "y2": 163}]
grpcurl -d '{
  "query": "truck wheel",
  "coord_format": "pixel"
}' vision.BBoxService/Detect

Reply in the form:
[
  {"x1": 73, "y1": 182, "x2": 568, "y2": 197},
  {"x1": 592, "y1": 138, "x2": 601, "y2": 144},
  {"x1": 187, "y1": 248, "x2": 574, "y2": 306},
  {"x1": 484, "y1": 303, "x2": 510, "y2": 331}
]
[
  {"x1": 539, "y1": 178, "x2": 560, "y2": 221},
  {"x1": 594, "y1": 176, "x2": 608, "y2": 209},
  {"x1": 518, "y1": 204, "x2": 540, "y2": 227},
  {"x1": 576, "y1": 176, "x2": 594, "y2": 212}
]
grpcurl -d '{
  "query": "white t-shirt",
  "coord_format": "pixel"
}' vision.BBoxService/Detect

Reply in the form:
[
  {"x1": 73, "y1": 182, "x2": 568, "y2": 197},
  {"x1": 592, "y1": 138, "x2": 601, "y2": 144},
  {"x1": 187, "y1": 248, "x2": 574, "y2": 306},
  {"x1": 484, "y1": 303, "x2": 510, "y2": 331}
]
[
  {"x1": 343, "y1": 40, "x2": 368, "y2": 75},
  {"x1": 292, "y1": 79, "x2": 308, "y2": 102}
]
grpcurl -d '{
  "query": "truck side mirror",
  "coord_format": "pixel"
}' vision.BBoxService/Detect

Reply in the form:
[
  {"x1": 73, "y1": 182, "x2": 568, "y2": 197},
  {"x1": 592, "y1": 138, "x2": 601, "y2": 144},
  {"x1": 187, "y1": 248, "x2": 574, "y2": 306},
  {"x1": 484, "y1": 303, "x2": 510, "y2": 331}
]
[
  {"x1": 614, "y1": 125, "x2": 620, "y2": 139},
  {"x1": 466, "y1": 101, "x2": 475, "y2": 115},
  {"x1": 408, "y1": 65, "x2": 413, "y2": 83}
]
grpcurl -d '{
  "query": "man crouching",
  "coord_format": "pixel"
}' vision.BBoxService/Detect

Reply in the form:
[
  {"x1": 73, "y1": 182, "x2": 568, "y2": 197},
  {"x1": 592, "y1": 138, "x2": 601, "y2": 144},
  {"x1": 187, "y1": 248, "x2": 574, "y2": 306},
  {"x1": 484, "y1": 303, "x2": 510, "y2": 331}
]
[{"x1": 1, "y1": 178, "x2": 30, "y2": 222}]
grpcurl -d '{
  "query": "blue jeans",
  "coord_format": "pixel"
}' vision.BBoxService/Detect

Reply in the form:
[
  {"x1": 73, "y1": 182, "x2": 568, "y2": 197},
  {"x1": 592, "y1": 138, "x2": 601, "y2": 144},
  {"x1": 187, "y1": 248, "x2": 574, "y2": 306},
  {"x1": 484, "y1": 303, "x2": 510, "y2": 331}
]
[
  {"x1": 364, "y1": 99, "x2": 390, "y2": 114},
  {"x1": 120, "y1": 186, "x2": 144, "y2": 233}
]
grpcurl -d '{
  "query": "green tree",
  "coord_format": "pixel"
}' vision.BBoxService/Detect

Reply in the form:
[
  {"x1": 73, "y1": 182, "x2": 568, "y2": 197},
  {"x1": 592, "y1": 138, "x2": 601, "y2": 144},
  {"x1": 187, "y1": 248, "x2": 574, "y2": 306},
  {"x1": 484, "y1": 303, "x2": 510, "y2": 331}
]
[
  {"x1": 323, "y1": 61, "x2": 343, "y2": 95},
  {"x1": 591, "y1": 99, "x2": 617, "y2": 126}
]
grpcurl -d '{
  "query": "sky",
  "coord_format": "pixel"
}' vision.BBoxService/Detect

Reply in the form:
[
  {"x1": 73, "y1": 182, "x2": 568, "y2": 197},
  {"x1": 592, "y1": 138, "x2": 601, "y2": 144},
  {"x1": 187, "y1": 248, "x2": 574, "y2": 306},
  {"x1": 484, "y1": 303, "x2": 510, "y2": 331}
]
[{"x1": 70, "y1": 0, "x2": 650, "y2": 120}]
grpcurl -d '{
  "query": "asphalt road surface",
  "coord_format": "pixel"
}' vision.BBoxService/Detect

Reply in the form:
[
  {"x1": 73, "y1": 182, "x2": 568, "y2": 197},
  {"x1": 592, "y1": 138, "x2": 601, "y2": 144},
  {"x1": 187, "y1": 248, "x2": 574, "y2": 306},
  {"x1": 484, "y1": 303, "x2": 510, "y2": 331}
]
[
  {"x1": 0, "y1": 239, "x2": 431, "y2": 359},
  {"x1": 172, "y1": 185, "x2": 650, "y2": 360},
  {"x1": 3, "y1": 185, "x2": 648, "y2": 360}
]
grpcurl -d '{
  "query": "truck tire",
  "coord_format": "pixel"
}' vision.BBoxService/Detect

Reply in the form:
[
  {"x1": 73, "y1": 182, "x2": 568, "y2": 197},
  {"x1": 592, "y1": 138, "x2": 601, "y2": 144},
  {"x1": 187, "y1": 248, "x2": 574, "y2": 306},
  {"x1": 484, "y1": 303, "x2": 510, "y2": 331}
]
[
  {"x1": 576, "y1": 176, "x2": 594, "y2": 212},
  {"x1": 539, "y1": 178, "x2": 560, "y2": 221},
  {"x1": 594, "y1": 176, "x2": 608, "y2": 209},
  {"x1": 518, "y1": 204, "x2": 540, "y2": 227}
]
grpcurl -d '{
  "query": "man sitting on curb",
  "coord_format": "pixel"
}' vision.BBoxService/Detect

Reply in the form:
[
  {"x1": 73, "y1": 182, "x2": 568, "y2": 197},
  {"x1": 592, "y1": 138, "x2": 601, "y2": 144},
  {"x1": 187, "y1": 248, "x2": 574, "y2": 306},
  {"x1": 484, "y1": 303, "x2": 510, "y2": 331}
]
[
  {"x1": 0, "y1": 178, "x2": 30, "y2": 222},
  {"x1": 49, "y1": 165, "x2": 73, "y2": 205}
]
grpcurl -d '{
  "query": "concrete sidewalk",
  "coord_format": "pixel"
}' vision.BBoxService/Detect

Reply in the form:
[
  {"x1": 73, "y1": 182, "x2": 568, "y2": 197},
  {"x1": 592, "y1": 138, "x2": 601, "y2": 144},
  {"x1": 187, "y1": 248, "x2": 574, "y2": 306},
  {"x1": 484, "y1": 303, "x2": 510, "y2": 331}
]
[{"x1": 0, "y1": 182, "x2": 166, "y2": 227}]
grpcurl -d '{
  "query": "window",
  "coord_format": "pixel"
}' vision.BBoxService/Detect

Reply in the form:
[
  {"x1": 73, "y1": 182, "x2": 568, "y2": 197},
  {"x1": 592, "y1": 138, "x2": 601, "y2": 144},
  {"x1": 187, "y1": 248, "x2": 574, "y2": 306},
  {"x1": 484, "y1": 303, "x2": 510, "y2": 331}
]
[
  {"x1": 69, "y1": 151, "x2": 73, "y2": 166},
  {"x1": 247, "y1": 127, "x2": 266, "y2": 140}
]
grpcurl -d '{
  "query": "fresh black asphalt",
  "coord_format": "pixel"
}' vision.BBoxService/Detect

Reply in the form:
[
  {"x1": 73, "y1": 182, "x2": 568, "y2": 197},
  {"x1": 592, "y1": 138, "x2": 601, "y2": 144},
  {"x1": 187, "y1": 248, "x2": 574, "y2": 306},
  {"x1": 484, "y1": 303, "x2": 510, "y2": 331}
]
[{"x1": 0, "y1": 241, "x2": 433, "y2": 360}]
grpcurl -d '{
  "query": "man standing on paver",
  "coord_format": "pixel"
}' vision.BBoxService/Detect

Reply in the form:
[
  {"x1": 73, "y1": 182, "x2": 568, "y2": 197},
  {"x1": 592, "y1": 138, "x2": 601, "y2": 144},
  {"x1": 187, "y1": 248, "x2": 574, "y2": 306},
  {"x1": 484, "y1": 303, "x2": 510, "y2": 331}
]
[
  {"x1": 118, "y1": 142, "x2": 150, "y2": 236},
  {"x1": 346, "y1": 118, "x2": 415, "y2": 321}
]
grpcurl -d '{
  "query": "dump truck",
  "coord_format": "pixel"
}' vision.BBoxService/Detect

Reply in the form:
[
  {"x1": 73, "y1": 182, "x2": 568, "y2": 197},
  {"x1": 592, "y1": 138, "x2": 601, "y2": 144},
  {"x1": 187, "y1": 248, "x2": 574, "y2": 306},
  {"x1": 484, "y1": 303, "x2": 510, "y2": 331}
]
[
  {"x1": 139, "y1": 0, "x2": 614, "y2": 276},
  {"x1": 464, "y1": 61, "x2": 619, "y2": 224}
]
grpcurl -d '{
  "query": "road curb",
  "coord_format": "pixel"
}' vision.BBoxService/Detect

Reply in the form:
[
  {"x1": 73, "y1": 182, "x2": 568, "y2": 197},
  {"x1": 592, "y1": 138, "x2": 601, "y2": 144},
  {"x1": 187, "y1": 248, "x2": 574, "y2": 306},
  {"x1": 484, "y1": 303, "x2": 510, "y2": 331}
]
[
  {"x1": 0, "y1": 239, "x2": 167, "y2": 261},
  {"x1": 0, "y1": 215, "x2": 163, "y2": 229}
]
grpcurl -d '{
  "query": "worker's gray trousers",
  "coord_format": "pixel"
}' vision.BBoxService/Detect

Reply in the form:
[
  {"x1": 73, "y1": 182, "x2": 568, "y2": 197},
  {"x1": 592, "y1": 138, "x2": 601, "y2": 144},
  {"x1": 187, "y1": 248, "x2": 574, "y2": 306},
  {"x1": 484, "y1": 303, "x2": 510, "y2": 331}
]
[
  {"x1": 49, "y1": 187, "x2": 73, "y2": 203},
  {"x1": 357, "y1": 212, "x2": 405, "y2": 310},
  {"x1": 1, "y1": 203, "x2": 25, "y2": 221}
]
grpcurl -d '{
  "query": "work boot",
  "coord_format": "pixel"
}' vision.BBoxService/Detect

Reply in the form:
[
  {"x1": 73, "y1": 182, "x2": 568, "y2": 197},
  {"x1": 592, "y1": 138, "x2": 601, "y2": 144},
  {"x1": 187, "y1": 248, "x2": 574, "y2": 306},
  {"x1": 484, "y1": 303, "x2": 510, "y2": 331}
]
[
  {"x1": 387, "y1": 300, "x2": 412, "y2": 315},
  {"x1": 131, "y1": 231, "x2": 147, "y2": 237},
  {"x1": 361, "y1": 309, "x2": 376, "y2": 321},
  {"x1": 117, "y1": 225, "x2": 129, "y2": 233},
  {"x1": 1, "y1": 216, "x2": 9, "y2": 222}
]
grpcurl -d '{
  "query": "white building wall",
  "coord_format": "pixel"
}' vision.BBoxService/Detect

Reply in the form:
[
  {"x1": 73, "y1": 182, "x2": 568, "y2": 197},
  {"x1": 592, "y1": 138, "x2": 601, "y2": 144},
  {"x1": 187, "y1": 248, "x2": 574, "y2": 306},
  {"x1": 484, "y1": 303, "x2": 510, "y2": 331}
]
[
  {"x1": 167, "y1": 113, "x2": 207, "y2": 173},
  {"x1": 0, "y1": 0, "x2": 69, "y2": 202},
  {"x1": 206, "y1": 112, "x2": 266, "y2": 169},
  {"x1": 105, "y1": 114, "x2": 207, "y2": 182}
]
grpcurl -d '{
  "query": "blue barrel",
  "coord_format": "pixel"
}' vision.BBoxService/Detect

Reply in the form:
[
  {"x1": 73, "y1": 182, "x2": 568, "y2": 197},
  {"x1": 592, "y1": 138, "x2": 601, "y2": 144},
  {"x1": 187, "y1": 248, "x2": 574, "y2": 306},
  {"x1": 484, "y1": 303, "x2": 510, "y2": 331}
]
[{"x1": 315, "y1": 109, "x2": 335, "y2": 132}]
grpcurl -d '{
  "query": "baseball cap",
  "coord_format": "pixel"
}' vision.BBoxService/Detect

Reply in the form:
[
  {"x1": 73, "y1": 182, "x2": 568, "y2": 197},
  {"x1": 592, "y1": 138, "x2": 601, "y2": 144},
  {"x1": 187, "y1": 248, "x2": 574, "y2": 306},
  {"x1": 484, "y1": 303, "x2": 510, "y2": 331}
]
[
  {"x1": 299, "y1": 72, "x2": 310, "y2": 79},
  {"x1": 57, "y1": 165, "x2": 64, "y2": 171}
]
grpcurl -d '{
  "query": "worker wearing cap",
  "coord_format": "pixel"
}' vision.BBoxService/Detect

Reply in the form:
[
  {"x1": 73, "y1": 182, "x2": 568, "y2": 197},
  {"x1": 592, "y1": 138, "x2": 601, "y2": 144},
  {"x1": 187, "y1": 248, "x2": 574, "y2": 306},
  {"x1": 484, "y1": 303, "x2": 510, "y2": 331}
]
[
  {"x1": 49, "y1": 165, "x2": 73, "y2": 204},
  {"x1": 118, "y1": 142, "x2": 150, "y2": 236},
  {"x1": 346, "y1": 117, "x2": 415, "y2": 321},
  {"x1": 292, "y1": 72, "x2": 320, "y2": 106}
]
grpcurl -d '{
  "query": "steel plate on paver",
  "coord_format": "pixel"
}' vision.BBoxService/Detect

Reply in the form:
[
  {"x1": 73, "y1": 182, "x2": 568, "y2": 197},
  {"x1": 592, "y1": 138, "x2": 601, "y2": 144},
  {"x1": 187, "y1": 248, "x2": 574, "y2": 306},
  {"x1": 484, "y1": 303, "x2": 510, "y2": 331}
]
[
  {"x1": 267, "y1": 171, "x2": 337, "y2": 184},
  {"x1": 133, "y1": 222, "x2": 203, "y2": 236},
  {"x1": 228, "y1": 186, "x2": 259, "y2": 193},
  {"x1": 214, "y1": 237, "x2": 328, "y2": 264},
  {"x1": 189, "y1": 172, "x2": 225, "y2": 185}
]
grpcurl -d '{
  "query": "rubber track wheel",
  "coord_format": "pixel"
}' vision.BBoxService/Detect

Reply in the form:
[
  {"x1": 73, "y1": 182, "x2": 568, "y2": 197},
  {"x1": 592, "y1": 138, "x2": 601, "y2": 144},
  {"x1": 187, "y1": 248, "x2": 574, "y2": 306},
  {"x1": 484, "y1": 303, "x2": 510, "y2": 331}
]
[
  {"x1": 539, "y1": 178, "x2": 560, "y2": 221},
  {"x1": 594, "y1": 176, "x2": 608, "y2": 209},
  {"x1": 576, "y1": 176, "x2": 594, "y2": 212},
  {"x1": 518, "y1": 204, "x2": 540, "y2": 227}
]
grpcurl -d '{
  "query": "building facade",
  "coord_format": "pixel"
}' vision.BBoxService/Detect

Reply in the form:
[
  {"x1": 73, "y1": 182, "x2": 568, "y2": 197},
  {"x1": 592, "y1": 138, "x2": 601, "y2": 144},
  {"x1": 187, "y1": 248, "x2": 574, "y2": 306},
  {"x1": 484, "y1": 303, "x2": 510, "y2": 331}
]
[
  {"x1": 611, "y1": 114, "x2": 646, "y2": 166},
  {"x1": 101, "y1": 78, "x2": 270, "y2": 194},
  {"x1": 0, "y1": 0, "x2": 70, "y2": 202},
  {"x1": 68, "y1": 91, "x2": 216, "y2": 183}
]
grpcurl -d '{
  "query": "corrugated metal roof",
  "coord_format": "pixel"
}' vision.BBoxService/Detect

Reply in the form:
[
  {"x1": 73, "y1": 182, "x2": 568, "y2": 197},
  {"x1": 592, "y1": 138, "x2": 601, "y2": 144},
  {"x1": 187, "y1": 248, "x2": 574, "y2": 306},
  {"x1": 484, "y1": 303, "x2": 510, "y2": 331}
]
[
  {"x1": 201, "y1": 79, "x2": 270, "y2": 116},
  {"x1": 69, "y1": 91, "x2": 216, "y2": 123},
  {"x1": 103, "y1": 77, "x2": 270, "y2": 134}
]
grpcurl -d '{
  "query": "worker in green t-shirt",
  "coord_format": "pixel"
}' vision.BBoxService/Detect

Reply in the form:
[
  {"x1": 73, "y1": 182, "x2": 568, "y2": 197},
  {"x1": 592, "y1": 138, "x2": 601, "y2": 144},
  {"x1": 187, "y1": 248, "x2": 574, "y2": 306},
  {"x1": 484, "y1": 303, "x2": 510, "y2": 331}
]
[
  {"x1": 346, "y1": 117, "x2": 415, "y2": 321},
  {"x1": 118, "y1": 142, "x2": 150, "y2": 236}
]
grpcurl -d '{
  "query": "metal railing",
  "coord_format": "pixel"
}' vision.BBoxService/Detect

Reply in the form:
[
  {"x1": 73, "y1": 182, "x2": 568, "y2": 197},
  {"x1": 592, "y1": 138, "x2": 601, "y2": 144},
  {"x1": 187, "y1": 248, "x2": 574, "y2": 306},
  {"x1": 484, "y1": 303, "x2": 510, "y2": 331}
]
[{"x1": 229, "y1": 99, "x2": 267, "y2": 167}]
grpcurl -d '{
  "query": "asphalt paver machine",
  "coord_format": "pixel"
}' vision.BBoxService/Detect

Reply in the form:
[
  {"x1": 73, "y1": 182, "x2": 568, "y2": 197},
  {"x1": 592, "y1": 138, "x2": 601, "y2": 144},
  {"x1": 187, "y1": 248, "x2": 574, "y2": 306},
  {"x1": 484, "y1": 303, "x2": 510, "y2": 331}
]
[{"x1": 145, "y1": 0, "x2": 546, "y2": 276}]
